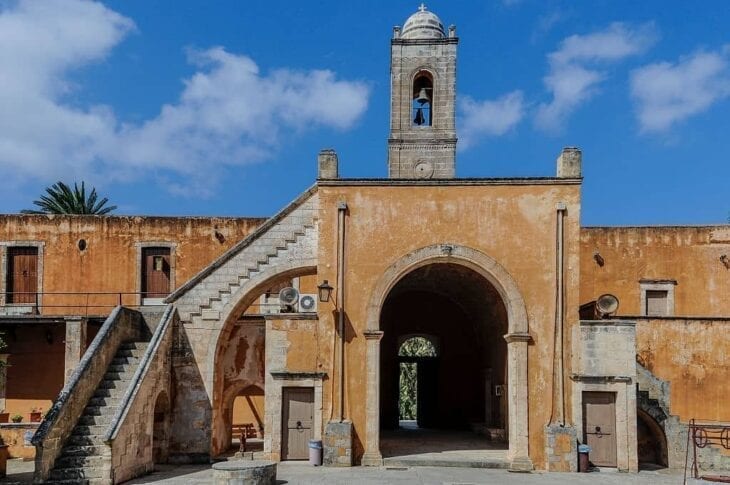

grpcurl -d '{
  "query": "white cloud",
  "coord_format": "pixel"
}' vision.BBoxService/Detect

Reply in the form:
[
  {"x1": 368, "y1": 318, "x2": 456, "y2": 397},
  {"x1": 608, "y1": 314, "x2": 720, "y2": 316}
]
[
  {"x1": 535, "y1": 22, "x2": 658, "y2": 132},
  {"x1": 458, "y1": 91, "x2": 525, "y2": 149},
  {"x1": 0, "y1": 0, "x2": 369, "y2": 195},
  {"x1": 630, "y1": 49, "x2": 730, "y2": 133}
]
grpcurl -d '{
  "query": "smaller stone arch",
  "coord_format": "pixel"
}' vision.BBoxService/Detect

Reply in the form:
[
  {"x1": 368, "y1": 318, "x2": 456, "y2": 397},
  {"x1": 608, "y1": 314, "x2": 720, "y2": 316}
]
[
  {"x1": 152, "y1": 391, "x2": 171, "y2": 465},
  {"x1": 637, "y1": 408, "x2": 669, "y2": 468}
]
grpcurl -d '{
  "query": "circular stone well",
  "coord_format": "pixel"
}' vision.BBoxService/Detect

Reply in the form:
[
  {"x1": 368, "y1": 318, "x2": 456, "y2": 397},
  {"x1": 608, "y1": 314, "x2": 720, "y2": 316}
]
[{"x1": 212, "y1": 460, "x2": 277, "y2": 485}]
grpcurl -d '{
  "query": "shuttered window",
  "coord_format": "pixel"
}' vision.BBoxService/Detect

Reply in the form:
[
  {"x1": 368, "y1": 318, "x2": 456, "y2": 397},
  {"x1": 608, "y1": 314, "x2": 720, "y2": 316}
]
[{"x1": 645, "y1": 290, "x2": 668, "y2": 316}]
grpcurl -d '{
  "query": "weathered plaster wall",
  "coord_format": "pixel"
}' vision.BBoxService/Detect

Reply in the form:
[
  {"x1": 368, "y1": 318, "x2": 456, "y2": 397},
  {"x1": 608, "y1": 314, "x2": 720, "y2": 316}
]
[
  {"x1": 580, "y1": 226, "x2": 730, "y2": 316},
  {"x1": 636, "y1": 318, "x2": 730, "y2": 423},
  {"x1": 317, "y1": 181, "x2": 581, "y2": 468},
  {"x1": 0, "y1": 214, "x2": 264, "y2": 314},
  {"x1": 4, "y1": 325, "x2": 65, "y2": 417}
]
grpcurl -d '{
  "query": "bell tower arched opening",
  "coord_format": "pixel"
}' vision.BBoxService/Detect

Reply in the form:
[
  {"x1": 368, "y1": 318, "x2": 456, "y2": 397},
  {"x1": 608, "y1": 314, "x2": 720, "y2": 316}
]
[
  {"x1": 379, "y1": 262, "x2": 509, "y2": 458},
  {"x1": 412, "y1": 71, "x2": 434, "y2": 127}
]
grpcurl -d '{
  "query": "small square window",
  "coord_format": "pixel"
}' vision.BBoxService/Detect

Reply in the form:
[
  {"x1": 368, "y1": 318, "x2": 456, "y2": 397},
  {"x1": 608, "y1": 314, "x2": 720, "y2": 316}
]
[
  {"x1": 153, "y1": 256, "x2": 164, "y2": 272},
  {"x1": 645, "y1": 290, "x2": 668, "y2": 316},
  {"x1": 640, "y1": 279, "x2": 676, "y2": 317}
]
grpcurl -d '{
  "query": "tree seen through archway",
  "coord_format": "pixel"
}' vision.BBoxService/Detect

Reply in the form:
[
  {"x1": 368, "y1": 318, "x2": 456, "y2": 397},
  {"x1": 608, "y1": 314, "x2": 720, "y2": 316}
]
[{"x1": 398, "y1": 336, "x2": 437, "y2": 421}]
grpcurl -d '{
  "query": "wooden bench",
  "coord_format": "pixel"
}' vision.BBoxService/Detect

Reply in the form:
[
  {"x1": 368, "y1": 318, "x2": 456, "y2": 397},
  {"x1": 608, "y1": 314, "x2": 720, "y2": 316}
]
[{"x1": 232, "y1": 423, "x2": 259, "y2": 452}]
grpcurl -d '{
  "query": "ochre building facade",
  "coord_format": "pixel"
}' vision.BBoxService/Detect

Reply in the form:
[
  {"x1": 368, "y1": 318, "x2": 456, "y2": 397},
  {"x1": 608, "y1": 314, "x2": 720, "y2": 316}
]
[{"x1": 0, "y1": 6, "x2": 727, "y2": 483}]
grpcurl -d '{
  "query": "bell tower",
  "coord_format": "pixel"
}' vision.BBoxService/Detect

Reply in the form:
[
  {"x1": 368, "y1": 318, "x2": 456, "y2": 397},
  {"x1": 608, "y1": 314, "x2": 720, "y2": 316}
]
[{"x1": 388, "y1": 4, "x2": 458, "y2": 179}]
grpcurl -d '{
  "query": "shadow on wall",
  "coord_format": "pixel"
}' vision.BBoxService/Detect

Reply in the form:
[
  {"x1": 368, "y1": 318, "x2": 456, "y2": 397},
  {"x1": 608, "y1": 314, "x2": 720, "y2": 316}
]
[{"x1": 168, "y1": 324, "x2": 212, "y2": 464}]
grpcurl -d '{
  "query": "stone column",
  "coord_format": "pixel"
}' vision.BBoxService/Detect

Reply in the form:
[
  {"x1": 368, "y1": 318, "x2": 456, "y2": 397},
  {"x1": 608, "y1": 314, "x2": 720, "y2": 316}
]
[
  {"x1": 64, "y1": 317, "x2": 87, "y2": 384},
  {"x1": 0, "y1": 354, "x2": 9, "y2": 411},
  {"x1": 361, "y1": 330, "x2": 384, "y2": 466},
  {"x1": 505, "y1": 332, "x2": 533, "y2": 472}
]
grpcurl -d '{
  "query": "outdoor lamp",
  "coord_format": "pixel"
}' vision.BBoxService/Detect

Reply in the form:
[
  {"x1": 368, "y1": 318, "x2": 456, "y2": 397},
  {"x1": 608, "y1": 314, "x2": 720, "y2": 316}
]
[{"x1": 317, "y1": 280, "x2": 333, "y2": 303}]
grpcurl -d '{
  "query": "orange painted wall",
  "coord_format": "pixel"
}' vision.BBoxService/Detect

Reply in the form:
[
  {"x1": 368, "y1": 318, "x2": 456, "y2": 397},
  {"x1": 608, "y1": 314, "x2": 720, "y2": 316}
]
[
  {"x1": 636, "y1": 318, "x2": 730, "y2": 422},
  {"x1": 316, "y1": 182, "x2": 582, "y2": 467},
  {"x1": 580, "y1": 226, "x2": 730, "y2": 317},
  {"x1": 0, "y1": 214, "x2": 265, "y2": 315},
  {"x1": 4, "y1": 325, "x2": 65, "y2": 417}
]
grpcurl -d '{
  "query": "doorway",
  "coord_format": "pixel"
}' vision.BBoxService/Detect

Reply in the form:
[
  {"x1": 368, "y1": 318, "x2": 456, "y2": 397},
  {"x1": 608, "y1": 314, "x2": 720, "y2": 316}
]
[
  {"x1": 281, "y1": 387, "x2": 314, "y2": 460},
  {"x1": 379, "y1": 263, "x2": 509, "y2": 461},
  {"x1": 583, "y1": 391, "x2": 617, "y2": 467},
  {"x1": 6, "y1": 247, "x2": 38, "y2": 304},
  {"x1": 142, "y1": 247, "x2": 171, "y2": 301}
]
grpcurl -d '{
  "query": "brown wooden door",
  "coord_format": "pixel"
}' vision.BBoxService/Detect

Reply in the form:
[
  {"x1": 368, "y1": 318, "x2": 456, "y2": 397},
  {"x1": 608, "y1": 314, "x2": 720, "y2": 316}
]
[
  {"x1": 6, "y1": 247, "x2": 38, "y2": 304},
  {"x1": 583, "y1": 391, "x2": 617, "y2": 467},
  {"x1": 142, "y1": 248, "x2": 171, "y2": 298},
  {"x1": 282, "y1": 387, "x2": 314, "y2": 460}
]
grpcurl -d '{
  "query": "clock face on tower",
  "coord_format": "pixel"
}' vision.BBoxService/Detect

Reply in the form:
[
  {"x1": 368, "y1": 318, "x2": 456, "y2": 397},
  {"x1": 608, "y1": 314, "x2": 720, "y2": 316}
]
[{"x1": 414, "y1": 160, "x2": 434, "y2": 179}]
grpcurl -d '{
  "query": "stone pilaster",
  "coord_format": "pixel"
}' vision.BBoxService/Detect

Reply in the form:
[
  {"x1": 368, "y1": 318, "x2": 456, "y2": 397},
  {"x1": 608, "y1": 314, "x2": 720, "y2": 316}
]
[
  {"x1": 64, "y1": 317, "x2": 87, "y2": 384},
  {"x1": 505, "y1": 332, "x2": 533, "y2": 472},
  {"x1": 361, "y1": 330, "x2": 384, "y2": 466}
]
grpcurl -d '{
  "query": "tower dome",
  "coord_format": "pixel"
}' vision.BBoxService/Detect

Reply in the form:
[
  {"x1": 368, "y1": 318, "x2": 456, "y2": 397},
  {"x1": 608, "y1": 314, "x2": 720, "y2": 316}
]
[{"x1": 401, "y1": 4, "x2": 445, "y2": 40}]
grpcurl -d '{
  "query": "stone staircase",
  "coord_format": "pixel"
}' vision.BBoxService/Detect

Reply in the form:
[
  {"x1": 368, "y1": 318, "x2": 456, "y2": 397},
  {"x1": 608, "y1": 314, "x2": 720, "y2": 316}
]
[
  {"x1": 171, "y1": 188, "x2": 318, "y2": 322},
  {"x1": 47, "y1": 341, "x2": 149, "y2": 484}
]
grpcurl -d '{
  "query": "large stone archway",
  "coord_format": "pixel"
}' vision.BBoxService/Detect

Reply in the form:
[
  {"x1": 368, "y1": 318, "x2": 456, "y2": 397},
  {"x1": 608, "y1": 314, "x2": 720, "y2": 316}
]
[
  {"x1": 208, "y1": 262, "x2": 317, "y2": 456},
  {"x1": 361, "y1": 244, "x2": 532, "y2": 471}
]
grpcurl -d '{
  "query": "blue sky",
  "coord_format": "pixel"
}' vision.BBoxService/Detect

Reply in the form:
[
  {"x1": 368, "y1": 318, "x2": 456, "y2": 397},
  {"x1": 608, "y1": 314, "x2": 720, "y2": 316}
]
[{"x1": 1, "y1": 0, "x2": 729, "y2": 225}]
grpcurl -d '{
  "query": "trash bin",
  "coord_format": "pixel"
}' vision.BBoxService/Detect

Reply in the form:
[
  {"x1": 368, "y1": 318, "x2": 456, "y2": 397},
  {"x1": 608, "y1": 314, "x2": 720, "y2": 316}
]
[
  {"x1": 578, "y1": 444, "x2": 591, "y2": 473},
  {"x1": 308, "y1": 439, "x2": 323, "y2": 466}
]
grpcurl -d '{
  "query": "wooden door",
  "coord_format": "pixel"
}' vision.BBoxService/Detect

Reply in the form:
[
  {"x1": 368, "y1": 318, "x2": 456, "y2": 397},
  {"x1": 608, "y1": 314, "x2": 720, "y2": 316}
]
[
  {"x1": 583, "y1": 391, "x2": 617, "y2": 467},
  {"x1": 6, "y1": 247, "x2": 38, "y2": 304},
  {"x1": 282, "y1": 387, "x2": 314, "y2": 460},
  {"x1": 142, "y1": 248, "x2": 171, "y2": 298}
]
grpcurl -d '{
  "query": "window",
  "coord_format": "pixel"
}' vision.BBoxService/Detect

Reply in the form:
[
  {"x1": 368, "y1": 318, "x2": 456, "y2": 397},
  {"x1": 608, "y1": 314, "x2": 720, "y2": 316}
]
[
  {"x1": 639, "y1": 280, "x2": 676, "y2": 317},
  {"x1": 412, "y1": 71, "x2": 433, "y2": 127}
]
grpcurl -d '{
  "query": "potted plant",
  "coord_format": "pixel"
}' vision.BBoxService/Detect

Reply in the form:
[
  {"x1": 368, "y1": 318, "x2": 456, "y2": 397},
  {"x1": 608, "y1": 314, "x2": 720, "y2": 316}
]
[
  {"x1": 29, "y1": 407, "x2": 42, "y2": 423},
  {"x1": 0, "y1": 410, "x2": 8, "y2": 424},
  {"x1": 10, "y1": 415, "x2": 22, "y2": 424}
]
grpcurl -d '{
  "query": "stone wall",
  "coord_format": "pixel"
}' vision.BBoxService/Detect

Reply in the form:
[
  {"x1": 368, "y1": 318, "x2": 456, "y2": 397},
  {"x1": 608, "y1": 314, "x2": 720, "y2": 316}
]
[
  {"x1": 0, "y1": 423, "x2": 38, "y2": 459},
  {"x1": 109, "y1": 308, "x2": 175, "y2": 484},
  {"x1": 571, "y1": 320, "x2": 638, "y2": 472},
  {"x1": 32, "y1": 307, "x2": 146, "y2": 482}
]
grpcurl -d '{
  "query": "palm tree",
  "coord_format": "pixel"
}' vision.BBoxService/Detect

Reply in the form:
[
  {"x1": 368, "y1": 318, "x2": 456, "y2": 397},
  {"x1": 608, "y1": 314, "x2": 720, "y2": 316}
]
[{"x1": 21, "y1": 181, "x2": 117, "y2": 215}]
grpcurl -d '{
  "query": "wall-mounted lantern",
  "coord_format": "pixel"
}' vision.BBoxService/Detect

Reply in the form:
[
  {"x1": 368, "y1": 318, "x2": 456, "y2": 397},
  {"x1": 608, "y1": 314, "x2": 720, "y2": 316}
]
[{"x1": 317, "y1": 280, "x2": 333, "y2": 303}]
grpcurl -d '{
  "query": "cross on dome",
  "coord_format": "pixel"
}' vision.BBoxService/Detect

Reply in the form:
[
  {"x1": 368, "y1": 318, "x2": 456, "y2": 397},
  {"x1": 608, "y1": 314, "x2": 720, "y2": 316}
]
[{"x1": 419, "y1": 3, "x2": 427, "y2": 12}]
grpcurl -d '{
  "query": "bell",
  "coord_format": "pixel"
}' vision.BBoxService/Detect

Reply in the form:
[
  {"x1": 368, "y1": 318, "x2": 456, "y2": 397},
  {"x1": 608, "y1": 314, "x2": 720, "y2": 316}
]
[
  {"x1": 413, "y1": 107, "x2": 425, "y2": 125},
  {"x1": 415, "y1": 87, "x2": 430, "y2": 105}
]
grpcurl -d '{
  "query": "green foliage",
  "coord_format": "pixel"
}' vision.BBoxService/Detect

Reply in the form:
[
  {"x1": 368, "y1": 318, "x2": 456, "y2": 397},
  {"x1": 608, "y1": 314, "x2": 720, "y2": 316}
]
[
  {"x1": 21, "y1": 181, "x2": 117, "y2": 215},
  {"x1": 398, "y1": 337, "x2": 437, "y2": 420}
]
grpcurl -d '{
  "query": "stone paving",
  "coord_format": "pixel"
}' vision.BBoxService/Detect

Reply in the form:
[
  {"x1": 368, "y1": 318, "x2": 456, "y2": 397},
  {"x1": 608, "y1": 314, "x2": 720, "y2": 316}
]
[{"x1": 1, "y1": 459, "x2": 709, "y2": 484}]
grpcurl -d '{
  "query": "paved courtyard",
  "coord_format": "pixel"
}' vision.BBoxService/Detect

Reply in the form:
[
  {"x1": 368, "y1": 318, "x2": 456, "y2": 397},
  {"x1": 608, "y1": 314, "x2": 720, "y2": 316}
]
[{"x1": 0, "y1": 459, "x2": 708, "y2": 484}]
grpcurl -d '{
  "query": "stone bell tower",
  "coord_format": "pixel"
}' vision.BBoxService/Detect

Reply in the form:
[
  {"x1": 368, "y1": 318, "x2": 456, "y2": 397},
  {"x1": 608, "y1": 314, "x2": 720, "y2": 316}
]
[{"x1": 388, "y1": 4, "x2": 458, "y2": 179}]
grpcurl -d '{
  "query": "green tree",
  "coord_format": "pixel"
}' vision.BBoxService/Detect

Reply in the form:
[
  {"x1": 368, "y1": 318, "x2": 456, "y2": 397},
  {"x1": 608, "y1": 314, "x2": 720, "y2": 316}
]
[
  {"x1": 21, "y1": 181, "x2": 117, "y2": 215},
  {"x1": 398, "y1": 337, "x2": 437, "y2": 421}
]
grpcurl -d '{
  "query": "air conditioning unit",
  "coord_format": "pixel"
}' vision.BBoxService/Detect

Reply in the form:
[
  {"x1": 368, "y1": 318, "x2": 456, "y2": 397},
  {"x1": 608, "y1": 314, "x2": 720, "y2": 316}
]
[{"x1": 299, "y1": 294, "x2": 317, "y2": 312}]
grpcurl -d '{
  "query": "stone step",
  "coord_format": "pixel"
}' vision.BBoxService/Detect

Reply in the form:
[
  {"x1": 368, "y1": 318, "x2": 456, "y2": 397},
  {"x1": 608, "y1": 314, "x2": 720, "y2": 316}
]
[
  {"x1": 55, "y1": 454, "x2": 107, "y2": 470},
  {"x1": 93, "y1": 387, "x2": 125, "y2": 399},
  {"x1": 50, "y1": 463, "x2": 105, "y2": 480},
  {"x1": 65, "y1": 434, "x2": 104, "y2": 447},
  {"x1": 88, "y1": 396, "x2": 120, "y2": 407},
  {"x1": 70, "y1": 424, "x2": 107, "y2": 437},
  {"x1": 77, "y1": 414, "x2": 112, "y2": 426},
  {"x1": 82, "y1": 404, "x2": 118, "y2": 417},
  {"x1": 115, "y1": 348, "x2": 145, "y2": 358},
  {"x1": 60, "y1": 444, "x2": 105, "y2": 457},
  {"x1": 118, "y1": 342, "x2": 148, "y2": 350},
  {"x1": 97, "y1": 378, "x2": 130, "y2": 390},
  {"x1": 102, "y1": 370, "x2": 135, "y2": 381},
  {"x1": 106, "y1": 363, "x2": 133, "y2": 373},
  {"x1": 110, "y1": 356, "x2": 140, "y2": 366}
]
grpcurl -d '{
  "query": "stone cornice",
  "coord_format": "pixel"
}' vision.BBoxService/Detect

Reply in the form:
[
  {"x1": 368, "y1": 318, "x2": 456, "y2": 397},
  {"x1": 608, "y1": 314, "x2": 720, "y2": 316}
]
[
  {"x1": 504, "y1": 332, "x2": 532, "y2": 343},
  {"x1": 318, "y1": 177, "x2": 582, "y2": 187}
]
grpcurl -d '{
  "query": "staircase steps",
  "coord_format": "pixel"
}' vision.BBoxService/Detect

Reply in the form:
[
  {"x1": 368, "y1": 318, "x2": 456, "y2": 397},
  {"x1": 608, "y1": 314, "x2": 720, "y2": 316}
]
[{"x1": 47, "y1": 341, "x2": 149, "y2": 483}]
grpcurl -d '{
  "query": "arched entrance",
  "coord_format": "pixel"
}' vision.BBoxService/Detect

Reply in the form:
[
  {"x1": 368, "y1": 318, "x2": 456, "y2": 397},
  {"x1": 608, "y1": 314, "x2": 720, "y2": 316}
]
[
  {"x1": 637, "y1": 409, "x2": 668, "y2": 469},
  {"x1": 379, "y1": 262, "x2": 509, "y2": 459},
  {"x1": 361, "y1": 244, "x2": 531, "y2": 470},
  {"x1": 209, "y1": 268, "x2": 318, "y2": 457},
  {"x1": 152, "y1": 392, "x2": 171, "y2": 466}
]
